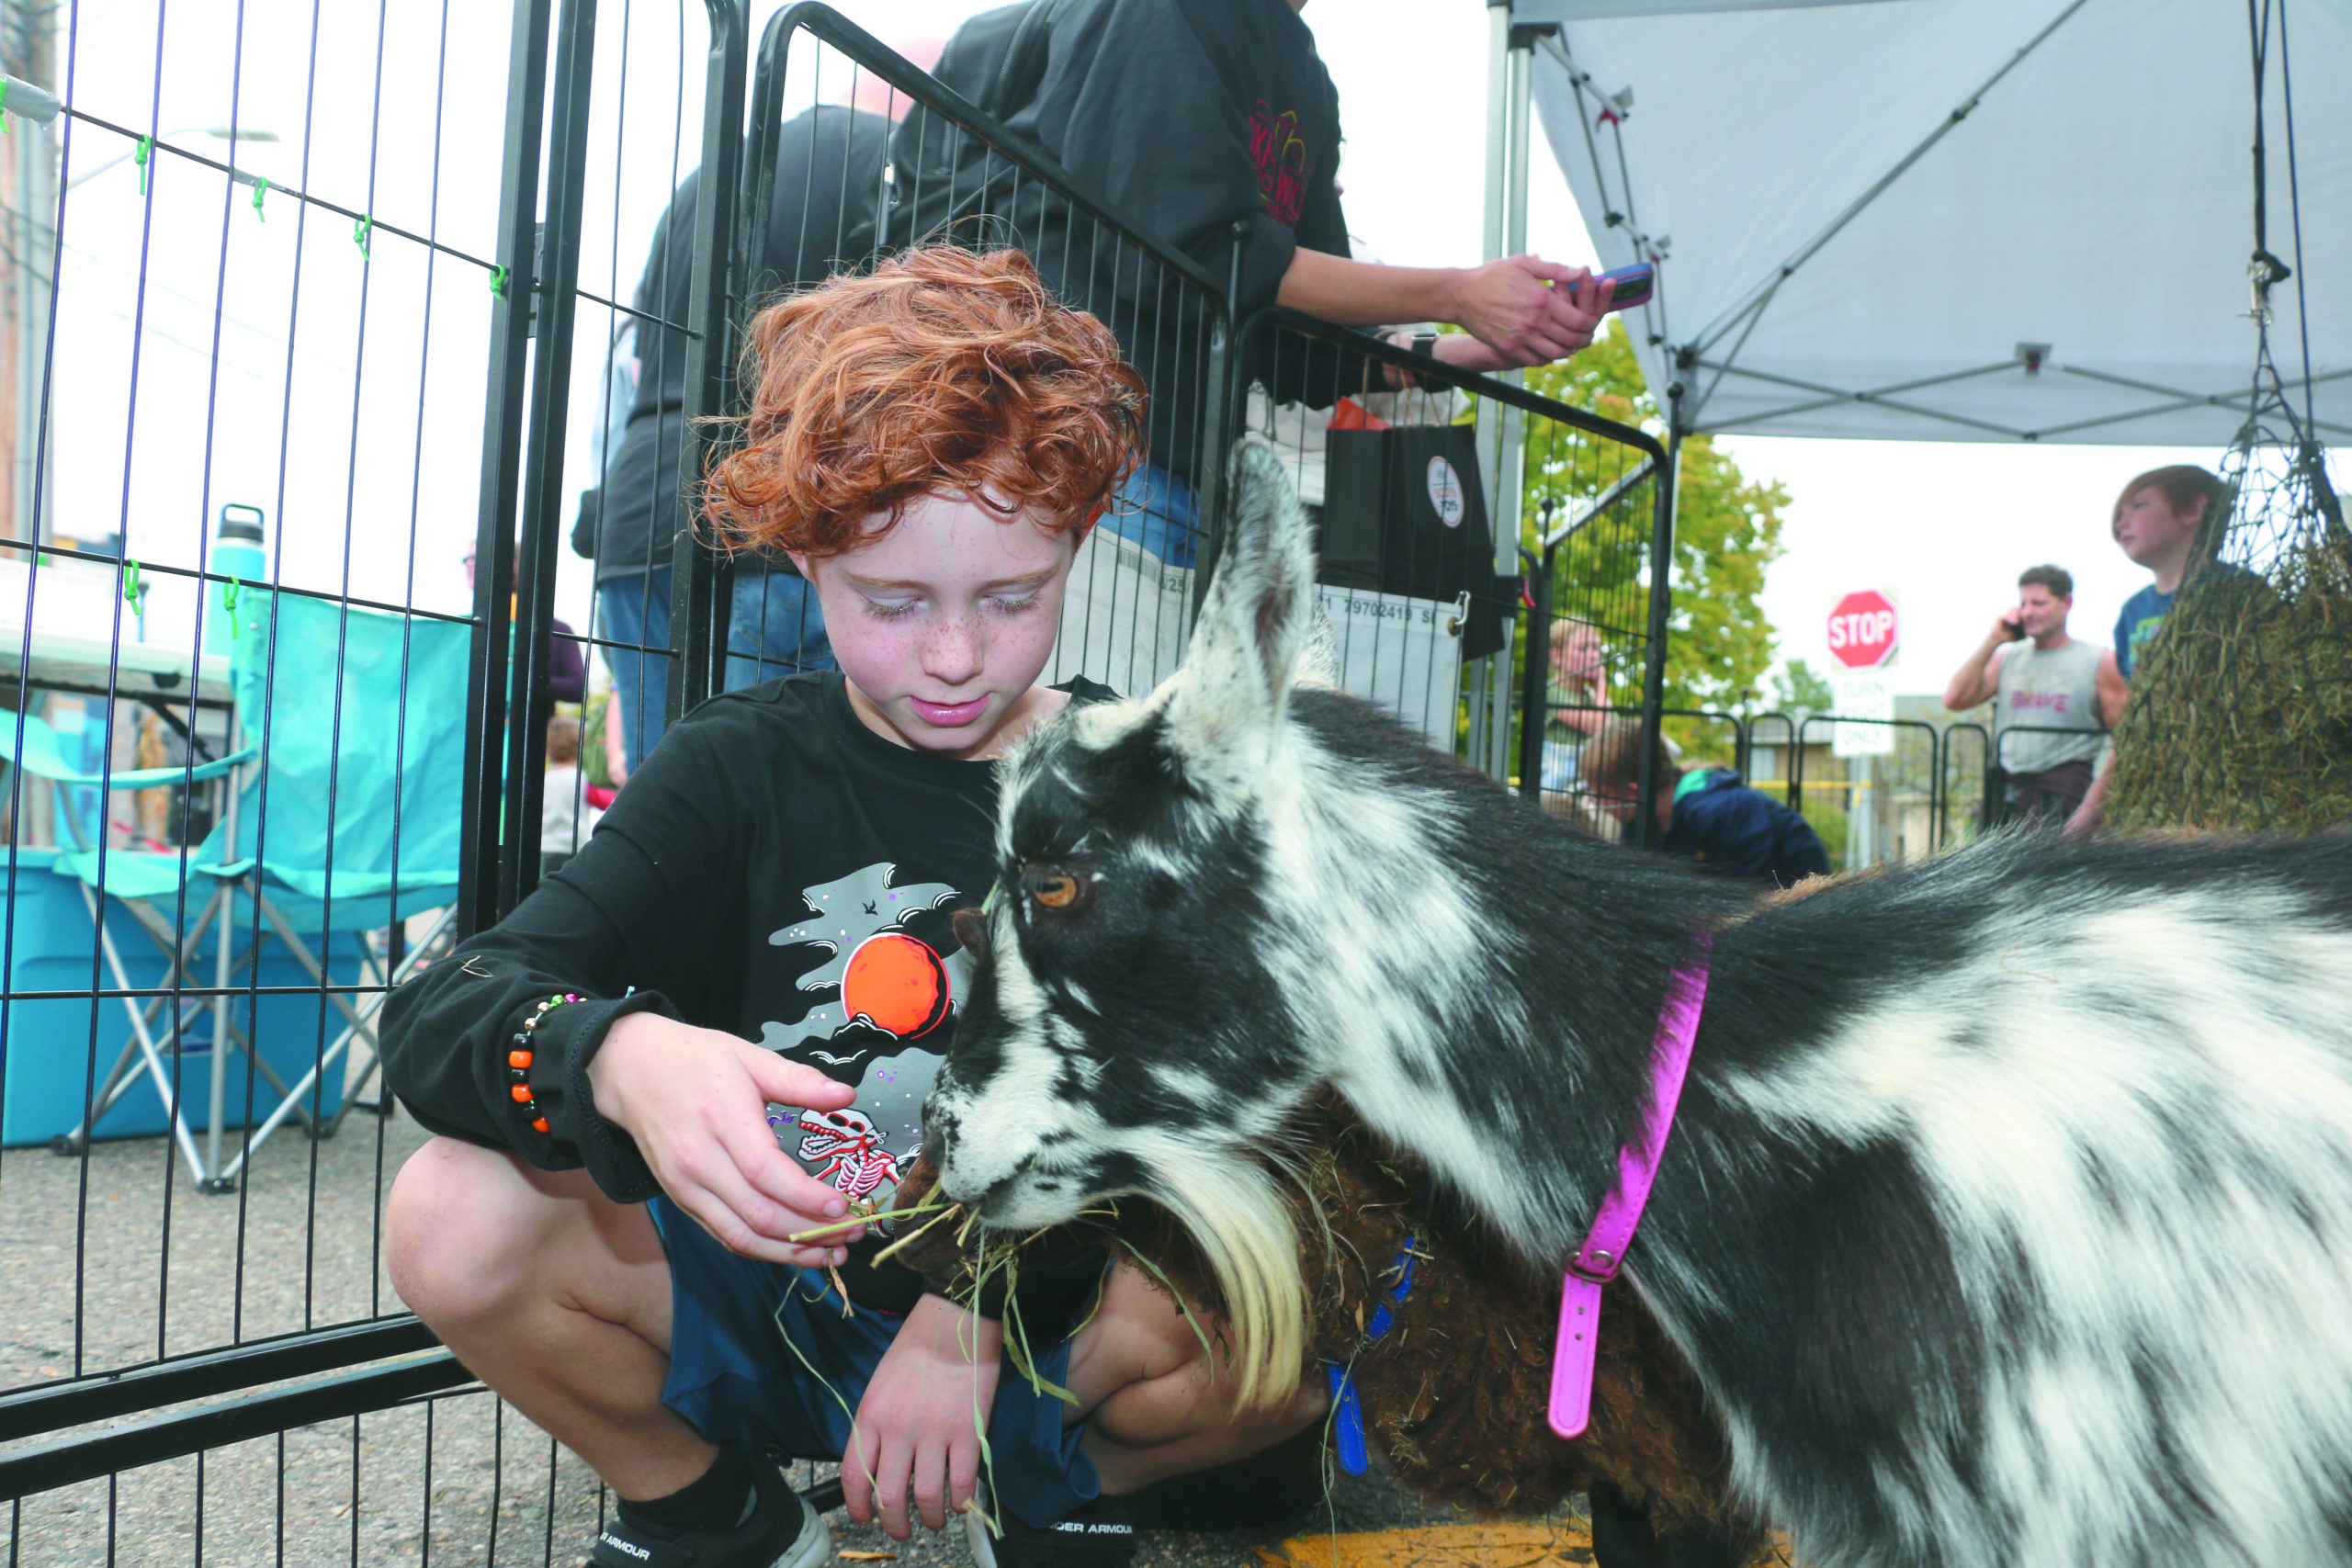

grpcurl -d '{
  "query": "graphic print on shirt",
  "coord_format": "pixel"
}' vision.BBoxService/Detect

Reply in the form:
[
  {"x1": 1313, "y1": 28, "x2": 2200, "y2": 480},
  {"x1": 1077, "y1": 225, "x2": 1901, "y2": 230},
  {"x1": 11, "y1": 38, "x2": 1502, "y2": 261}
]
[
  {"x1": 1248, "y1": 99, "x2": 1311, "y2": 226},
  {"x1": 756, "y1": 862, "x2": 972, "y2": 1209},
  {"x1": 782, "y1": 1103, "x2": 903, "y2": 1204},
  {"x1": 2008, "y1": 685, "x2": 2075, "y2": 715},
  {"x1": 2126, "y1": 613, "x2": 2168, "y2": 674}
]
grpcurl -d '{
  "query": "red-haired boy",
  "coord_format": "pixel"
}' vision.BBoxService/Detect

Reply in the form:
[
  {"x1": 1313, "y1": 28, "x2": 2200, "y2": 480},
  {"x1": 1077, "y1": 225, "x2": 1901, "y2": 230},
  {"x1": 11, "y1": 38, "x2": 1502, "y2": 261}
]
[{"x1": 381, "y1": 248, "x2": 1321, "y2": 1568}]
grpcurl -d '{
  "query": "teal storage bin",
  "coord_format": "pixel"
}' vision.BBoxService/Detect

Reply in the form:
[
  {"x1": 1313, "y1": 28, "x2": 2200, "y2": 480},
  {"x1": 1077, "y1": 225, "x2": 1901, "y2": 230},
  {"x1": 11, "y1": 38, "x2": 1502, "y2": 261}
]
[{"x1": 0, "y1": 850, "x2": 359, "y2": 1148}]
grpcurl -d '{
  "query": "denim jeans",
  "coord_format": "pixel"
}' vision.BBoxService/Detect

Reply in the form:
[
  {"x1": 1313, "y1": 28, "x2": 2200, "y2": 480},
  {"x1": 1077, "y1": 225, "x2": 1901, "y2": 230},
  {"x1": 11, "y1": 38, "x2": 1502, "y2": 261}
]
[{"x1": 599, "y1": 564, "x2": 833, "y2": 776}]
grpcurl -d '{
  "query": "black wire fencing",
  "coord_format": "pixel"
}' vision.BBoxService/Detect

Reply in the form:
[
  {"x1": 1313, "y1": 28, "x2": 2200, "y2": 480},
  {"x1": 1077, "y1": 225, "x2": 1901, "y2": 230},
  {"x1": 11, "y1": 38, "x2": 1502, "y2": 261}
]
[
  {"x1": 0, "y1": 0, "x2": 713, "y2": 1558},
  {"x1": 0, "y1": 2, "x2": 1687, "y2": 1561},
  {"x1": 1512, "y1": 421, "x2": 1672, "y2": 839},
  {"x1": 1791, "y1": 714, "x2": 1953, "y2": 869}
]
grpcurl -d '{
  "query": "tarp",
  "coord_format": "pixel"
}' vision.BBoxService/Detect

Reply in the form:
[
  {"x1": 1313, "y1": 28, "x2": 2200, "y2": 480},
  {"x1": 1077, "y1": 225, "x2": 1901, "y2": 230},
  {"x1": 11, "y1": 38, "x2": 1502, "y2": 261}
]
[{"x1": 1517, "y1": 0, "x2": 2349, "y2": 445}]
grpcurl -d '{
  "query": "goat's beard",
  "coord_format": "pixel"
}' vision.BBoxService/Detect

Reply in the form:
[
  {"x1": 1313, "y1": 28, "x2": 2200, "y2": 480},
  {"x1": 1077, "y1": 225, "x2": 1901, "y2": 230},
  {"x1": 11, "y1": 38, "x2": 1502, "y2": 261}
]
[{"x1": 1146, "y1": 1152, "x2": 1310, "y2": 1413}]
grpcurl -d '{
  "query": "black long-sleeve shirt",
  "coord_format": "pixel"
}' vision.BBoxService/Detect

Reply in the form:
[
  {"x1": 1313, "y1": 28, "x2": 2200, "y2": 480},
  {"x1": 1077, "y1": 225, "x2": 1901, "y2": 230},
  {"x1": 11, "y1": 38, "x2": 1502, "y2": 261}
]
[
  {"x1": 382, "y1": 671, "x2": 1111, "y2": 1310},
  {"x1": 980, "y1": 0, "x2": 1355, "y2": 479}
]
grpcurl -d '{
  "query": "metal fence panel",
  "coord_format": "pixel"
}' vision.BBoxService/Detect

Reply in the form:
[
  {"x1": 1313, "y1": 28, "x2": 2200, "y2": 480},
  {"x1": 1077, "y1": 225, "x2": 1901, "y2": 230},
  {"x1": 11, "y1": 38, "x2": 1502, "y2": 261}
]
[
  {"x1": 1, "y1": 3, "x2": 1694, "y2": 1559},
  {"x1": 0, "y1": 0, "x2": 722, "y2": 1555}
]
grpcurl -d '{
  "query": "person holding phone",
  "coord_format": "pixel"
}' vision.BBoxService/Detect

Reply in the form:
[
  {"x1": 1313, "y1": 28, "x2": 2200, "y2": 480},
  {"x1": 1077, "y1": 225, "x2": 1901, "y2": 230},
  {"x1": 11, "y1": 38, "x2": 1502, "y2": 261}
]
[{"x1": 1942, "y1": 564, "x2": 2120, "y2": 824}]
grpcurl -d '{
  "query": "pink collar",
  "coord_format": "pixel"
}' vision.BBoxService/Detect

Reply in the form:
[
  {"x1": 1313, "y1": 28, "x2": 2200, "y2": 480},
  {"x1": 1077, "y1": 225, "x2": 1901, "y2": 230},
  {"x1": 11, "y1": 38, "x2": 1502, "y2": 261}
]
[{"x1": 1548, "y1": 931, "x2": 1712, "y2": 1440}]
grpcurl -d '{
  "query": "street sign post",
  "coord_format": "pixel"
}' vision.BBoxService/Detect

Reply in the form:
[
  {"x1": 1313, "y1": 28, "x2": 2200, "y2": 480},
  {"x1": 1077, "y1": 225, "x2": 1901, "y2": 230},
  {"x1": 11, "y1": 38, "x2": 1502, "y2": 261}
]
[{"x1": 1825, "y1": 591, "x2": 1901, "y2": 869}]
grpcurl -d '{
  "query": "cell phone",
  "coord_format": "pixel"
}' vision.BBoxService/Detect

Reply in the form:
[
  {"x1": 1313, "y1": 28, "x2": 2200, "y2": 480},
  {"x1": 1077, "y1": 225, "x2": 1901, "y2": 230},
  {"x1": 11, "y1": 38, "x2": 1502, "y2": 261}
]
[
  {"x1": 2001, "y1": 611, "x2": 2027, "y2": 641},
  {"x1": 1592, "y1": 263, "x2": 1656, "y2": 312}
]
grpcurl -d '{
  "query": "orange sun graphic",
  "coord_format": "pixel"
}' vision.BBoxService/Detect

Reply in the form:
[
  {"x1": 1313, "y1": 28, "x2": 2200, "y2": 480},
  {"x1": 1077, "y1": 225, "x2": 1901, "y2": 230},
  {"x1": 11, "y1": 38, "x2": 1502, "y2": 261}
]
[{"x1": 841, "y1": 931, "x2": 951, "y2": 1039}]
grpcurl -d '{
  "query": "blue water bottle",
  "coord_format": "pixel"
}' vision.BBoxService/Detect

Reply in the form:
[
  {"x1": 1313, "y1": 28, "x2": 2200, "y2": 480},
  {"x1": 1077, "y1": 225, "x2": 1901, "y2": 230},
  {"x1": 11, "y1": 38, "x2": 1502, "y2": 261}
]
[{"x1": 206, "y1": 503, "x2": 267, "y2": 653}]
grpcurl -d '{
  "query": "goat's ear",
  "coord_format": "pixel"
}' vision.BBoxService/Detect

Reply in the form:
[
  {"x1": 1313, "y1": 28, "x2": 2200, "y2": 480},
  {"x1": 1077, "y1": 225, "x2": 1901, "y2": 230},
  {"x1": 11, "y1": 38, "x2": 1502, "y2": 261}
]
[
  {"x1": 950, "y1": 907, "x2": 990, "y2": 961},
  {"x1": 1167, "y1": 438, "x2": 1317, "y2": 757}
]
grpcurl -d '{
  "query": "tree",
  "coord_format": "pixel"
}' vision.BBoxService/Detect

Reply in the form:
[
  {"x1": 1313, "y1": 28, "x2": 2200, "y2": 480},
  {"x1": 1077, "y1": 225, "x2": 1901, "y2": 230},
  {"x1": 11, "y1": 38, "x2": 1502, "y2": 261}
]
[
  {"x1": 1770, "y1": 657, "x2": 1837, "y2": 718},
  {"x1": 1513, "y1": 322, "x2": 1789, "y2": 736}
]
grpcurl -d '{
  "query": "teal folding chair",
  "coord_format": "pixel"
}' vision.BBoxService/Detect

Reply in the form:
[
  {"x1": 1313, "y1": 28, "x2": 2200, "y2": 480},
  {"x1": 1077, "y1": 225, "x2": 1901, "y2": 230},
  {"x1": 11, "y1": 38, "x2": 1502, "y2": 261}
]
[{"x1": 7, "y1": 590, "x2": 471, "y2": 1189}]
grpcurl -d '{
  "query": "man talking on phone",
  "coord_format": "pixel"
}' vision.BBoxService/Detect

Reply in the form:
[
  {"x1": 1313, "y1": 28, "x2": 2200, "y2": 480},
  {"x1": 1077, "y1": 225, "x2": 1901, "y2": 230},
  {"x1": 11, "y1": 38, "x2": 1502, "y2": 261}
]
[{"x1": 1943, "y1": 564, "x2": 2122, "y2": 824}]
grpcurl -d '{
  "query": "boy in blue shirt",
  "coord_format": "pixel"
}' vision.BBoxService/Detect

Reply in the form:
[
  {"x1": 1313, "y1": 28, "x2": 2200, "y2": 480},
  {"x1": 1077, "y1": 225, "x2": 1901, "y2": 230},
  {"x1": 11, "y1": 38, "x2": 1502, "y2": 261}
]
[
  {"x1": 2067, "y1": 465, "x2": 2235, "y2": 835},
  {"x1": 1584, "y1": 722, "x2": 1832, "y2": 887}
]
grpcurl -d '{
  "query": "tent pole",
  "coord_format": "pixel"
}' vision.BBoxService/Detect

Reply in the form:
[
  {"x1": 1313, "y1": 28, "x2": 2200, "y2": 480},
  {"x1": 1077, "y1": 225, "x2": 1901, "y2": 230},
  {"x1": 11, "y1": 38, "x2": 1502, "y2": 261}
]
[
  {"x1": 1476, "y1": 2, "x2": 1536, "y2": 779},
  {"x1": 1635, "y1": 381, "x2": 1685, "y2": 851},
  {"x1": 1482, "y1": 0, "x2": 1512, "y2": 268}
]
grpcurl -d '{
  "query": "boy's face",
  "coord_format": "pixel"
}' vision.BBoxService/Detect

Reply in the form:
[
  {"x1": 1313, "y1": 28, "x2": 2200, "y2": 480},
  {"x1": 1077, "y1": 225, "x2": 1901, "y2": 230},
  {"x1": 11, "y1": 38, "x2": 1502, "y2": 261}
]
[
  {"x1": 2111, "y1": 486, "x2": 2200, "y2": 569},
  {"x1": 791, "y1": 491, "x2": 1075, "y2": 761},
  {"x1": 1550, "y1": 624, "x2": 1602, "y2": 687}
]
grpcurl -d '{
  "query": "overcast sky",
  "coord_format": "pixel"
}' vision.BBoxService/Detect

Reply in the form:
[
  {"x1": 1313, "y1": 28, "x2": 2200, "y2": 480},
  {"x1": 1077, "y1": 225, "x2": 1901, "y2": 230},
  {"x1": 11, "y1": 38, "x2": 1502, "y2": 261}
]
[{"x1": 41, "y1": 0, "x2": 2265, "y2": 700}]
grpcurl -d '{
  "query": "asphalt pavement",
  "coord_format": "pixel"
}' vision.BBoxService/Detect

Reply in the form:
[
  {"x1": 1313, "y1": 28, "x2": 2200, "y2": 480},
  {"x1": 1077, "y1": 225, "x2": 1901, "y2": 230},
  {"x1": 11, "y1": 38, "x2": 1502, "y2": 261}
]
[{"x1": 0, "y1": 1097, "x2": 1603, "y2": 1567}]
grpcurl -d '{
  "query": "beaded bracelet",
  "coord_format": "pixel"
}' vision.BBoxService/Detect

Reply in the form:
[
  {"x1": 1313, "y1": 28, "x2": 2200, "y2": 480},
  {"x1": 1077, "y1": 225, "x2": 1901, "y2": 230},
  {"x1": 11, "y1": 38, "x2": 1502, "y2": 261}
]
[{"x1": 506, "y1": 992, "x2": 578, "y2": 1135}]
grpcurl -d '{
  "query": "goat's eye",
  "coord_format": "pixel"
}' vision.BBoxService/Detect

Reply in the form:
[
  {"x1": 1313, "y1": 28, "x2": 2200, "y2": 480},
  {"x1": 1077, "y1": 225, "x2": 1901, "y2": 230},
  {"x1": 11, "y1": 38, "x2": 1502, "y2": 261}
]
[{"x1": 1025, "y1": 868, "x2": 1084, "y2": 910}]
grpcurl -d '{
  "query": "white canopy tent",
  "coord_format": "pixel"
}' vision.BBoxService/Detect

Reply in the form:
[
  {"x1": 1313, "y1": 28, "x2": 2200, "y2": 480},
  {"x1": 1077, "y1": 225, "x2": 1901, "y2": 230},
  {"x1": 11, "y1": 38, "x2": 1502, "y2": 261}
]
[{"x1": 1485, "y1": 0, "x2": 2349, "y2": 446}]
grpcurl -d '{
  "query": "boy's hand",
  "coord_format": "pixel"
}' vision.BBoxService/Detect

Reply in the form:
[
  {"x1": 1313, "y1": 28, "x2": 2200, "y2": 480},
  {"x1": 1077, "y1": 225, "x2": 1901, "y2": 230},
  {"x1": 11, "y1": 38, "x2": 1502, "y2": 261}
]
[
  {"x1": 843, "y1": 1293, "x2": 1003, "y2": 1539},
  {"x1": 587, "y1": 1012, "x2": 862, "y2": 1267}
]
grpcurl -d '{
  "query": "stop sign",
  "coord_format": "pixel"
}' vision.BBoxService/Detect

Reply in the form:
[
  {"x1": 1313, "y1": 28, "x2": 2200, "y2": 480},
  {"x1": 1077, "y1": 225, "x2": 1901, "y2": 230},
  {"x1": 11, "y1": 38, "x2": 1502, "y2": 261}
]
[{"x1": 1826, "y1": 590, "x2": 1900, "y2": 670}]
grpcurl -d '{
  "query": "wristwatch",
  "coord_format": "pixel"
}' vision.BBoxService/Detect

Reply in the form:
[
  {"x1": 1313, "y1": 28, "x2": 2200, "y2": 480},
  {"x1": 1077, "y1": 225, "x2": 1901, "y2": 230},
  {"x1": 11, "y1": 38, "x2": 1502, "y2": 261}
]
[{"x1": 1410, "y1": 330, "x2": 1440, "y2": 357}]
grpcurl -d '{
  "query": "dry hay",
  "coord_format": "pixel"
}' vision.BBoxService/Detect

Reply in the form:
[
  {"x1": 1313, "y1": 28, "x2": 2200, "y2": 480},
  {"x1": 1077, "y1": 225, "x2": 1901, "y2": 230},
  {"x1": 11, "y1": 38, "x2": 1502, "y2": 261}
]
[
  {"x1": 2108, "y1": 436, "x2": 2352, "y2": 835},
  {"x1": 893, "y1": 1097, "x2": 1770, "y2": 1559}
]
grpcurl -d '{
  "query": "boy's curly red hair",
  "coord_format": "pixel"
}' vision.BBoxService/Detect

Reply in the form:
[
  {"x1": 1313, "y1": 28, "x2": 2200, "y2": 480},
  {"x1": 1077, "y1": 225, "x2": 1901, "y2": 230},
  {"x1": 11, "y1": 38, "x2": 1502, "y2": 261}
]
[{"x1": 702, "y1": 246, "x2": 1147, "y2": 558}]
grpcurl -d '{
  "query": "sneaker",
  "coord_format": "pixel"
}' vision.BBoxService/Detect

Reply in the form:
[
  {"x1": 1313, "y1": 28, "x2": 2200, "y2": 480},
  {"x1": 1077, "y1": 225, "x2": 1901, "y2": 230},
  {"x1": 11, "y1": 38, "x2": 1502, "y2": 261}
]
[
  {"x1": 589, "y1": 1458, "x2": 831, "y2": 1568},
  {"x1": 961, "y1": 1494, "x2": 1138, "y2": 1567}
]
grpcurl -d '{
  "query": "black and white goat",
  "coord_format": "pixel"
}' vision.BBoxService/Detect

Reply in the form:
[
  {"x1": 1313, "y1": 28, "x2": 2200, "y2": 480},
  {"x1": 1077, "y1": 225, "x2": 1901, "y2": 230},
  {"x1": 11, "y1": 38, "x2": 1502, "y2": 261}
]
[{"x1": 924, "y1": 440, "x2": 2352, "y2": 1568}]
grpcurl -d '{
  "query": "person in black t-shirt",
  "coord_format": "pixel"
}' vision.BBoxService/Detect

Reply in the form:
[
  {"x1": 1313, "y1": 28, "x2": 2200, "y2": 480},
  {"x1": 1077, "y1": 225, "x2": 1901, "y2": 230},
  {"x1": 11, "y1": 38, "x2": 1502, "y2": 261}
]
[
  {"x1": 913, "y1": 0, "x2": 1615, "y2": 568},
  {"x1": 382, "y1": 248, "x2": 1322, "y2": 1568}
]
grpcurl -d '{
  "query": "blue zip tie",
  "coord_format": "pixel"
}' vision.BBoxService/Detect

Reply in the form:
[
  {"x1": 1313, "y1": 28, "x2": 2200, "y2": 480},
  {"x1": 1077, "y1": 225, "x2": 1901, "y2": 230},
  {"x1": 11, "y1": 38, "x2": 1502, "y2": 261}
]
[
  {"x1": 1325, "y1": 1362, "x2": 1372, "y2": 1477},
  {"x1": 1318, "y1": 1234, "x2": 1419, "y2": 1479}
]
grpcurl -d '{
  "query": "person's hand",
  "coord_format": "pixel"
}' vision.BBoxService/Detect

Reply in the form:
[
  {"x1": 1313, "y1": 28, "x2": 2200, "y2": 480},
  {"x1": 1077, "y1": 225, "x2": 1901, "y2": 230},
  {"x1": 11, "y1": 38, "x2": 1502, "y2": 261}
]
[
  {"x1": 1993, "y1": 609, "x2": 2027, "y2": 643},
  {"x1": 1445, "y1": 255, "x2": 1612, "y2": 369},
  {"x1": 586, "y1": 1011, "x2": 862, "y2": 1267},
  {"x1": 842, "y1": 1293, "x2": 1003, "y2": 1540}
]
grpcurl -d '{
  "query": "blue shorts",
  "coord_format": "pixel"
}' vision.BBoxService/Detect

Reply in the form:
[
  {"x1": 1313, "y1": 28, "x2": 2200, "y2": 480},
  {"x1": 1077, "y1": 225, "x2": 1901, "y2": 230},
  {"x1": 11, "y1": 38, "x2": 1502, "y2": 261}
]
[{"x1": 648, "y1": 1195, "x2": 1102, "y2": 1529}]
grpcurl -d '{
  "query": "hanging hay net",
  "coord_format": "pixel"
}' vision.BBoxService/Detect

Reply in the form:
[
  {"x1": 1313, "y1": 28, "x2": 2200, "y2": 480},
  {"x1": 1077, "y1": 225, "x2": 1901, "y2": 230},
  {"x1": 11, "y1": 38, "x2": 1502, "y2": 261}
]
[
  {"x1": 2105, "y1": 0, "x2": 2349, "y2": 836},
  {"x1": 2105, "y1": 409, "x2": 2351, "y2": 834}
]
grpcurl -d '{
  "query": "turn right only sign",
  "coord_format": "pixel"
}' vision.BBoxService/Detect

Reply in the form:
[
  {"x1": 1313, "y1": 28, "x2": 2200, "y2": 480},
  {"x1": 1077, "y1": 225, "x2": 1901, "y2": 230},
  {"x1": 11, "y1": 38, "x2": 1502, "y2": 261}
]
[
  {"x1": 1826, "y1": 589, "x2": 1901, "y2": 671},
  {"x1": 1826, "y1": 589, "x2": 1899, "y2": 759}
]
